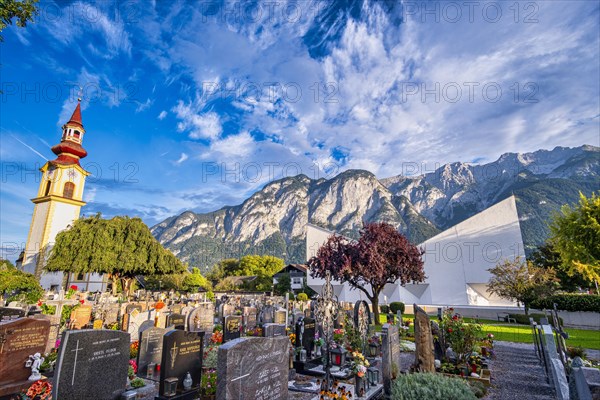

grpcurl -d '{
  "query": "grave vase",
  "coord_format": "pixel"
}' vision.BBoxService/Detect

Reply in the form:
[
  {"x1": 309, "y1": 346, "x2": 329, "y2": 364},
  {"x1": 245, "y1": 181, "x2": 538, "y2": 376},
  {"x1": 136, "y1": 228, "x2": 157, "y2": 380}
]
[{"x1": 355, "y1": 375, "x2": 366, "y2": 397}]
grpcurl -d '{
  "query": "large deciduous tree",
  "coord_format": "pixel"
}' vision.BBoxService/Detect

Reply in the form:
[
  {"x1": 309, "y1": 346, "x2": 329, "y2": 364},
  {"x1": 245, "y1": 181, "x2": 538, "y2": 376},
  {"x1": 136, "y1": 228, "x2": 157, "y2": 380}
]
[
  {"x1": 487, "y1": 257, "x2": 559, "y2": 315},
  {"x1": 0, "y1": 0, "x2": 39, "y2": 41},
  {"x1": 45, "y1": 214, "x2": 186, "y2": 296},
  {"x1": 549, "y1": 192, "x2": 600, "y2": 290},
  {"x1": 308, "y1": 222, "x2": 425, "y2": 324}
]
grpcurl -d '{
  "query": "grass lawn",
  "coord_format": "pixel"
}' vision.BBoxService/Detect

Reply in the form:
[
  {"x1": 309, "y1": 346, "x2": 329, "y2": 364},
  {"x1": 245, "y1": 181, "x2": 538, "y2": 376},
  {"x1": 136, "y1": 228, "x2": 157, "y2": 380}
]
[{"x1": 376, "y1": 314, "x2": 600, "y2": 350}]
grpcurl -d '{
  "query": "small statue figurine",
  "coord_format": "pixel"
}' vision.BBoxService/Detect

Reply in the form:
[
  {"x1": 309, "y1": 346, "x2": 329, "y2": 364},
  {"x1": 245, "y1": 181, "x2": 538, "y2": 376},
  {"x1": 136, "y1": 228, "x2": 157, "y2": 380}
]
[
  {"x1": 182, "y1": 372, "x2": 193, "y2": 390},
  {"x1": 26, "y1": 352, "x2": 44, "y2": 380}
]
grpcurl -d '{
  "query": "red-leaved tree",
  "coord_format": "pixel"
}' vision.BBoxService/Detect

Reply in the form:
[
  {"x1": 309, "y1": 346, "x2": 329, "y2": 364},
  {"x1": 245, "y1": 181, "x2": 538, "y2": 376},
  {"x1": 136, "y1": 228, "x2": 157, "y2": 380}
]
[{"x1": 308, "y1": 222, "x2": 426, "y2": 325}]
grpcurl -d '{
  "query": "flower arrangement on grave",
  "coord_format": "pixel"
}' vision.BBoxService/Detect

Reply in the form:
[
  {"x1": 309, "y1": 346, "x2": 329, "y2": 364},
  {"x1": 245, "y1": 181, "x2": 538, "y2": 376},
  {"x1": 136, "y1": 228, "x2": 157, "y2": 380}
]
[
  {"x1": 318, "y1": 381, "x2": 353, "y2": 400},
  {"x1": 129, "y1": 359, "x2": 138, "y2": 374},
  {"x1": 201, "y1": 369, "x2": 217, "y2": 396},
  {"x1": 130, "y1": 341, "x2": 139, "y2": 359},
  {"x1": 65, "y1": 285, "x2": 78, "y2": 299},
  {"x1": 20, "y1": 380, "x2": 52, "y2": 400},
  {"x1": 288, "y1": 333, "x2": 297, "y2": 346},
  {"x1": 155, "y1": 300, "x2": 165, "y2": 310},
  {"x1": 440, "y1": 309, "x2": 482, "y2": 364},
  {"x1": 314, "y1": 332, "x2": 324, "y2": 347},
  {"x1": 245, "y1": 327, "x2": 262, "y2": 337},
  {"x1": 209, "y1": 330, "x2": 223, "y2": 345},
  {"x1": 39, "y1": 351, "x2": 58, "y2": 372},
  {"x1": 332, "y1": 328, "x2": 345, "y2": 344},
  {"x1": 350, "y1": 351, "x2": 369, "y2": 377},
  {"x1": 203, "y1": 345, "x2": 219, "y2": 369},
  {"x1": 54, "y1": 339, "x2": 61, "y2": 349}
]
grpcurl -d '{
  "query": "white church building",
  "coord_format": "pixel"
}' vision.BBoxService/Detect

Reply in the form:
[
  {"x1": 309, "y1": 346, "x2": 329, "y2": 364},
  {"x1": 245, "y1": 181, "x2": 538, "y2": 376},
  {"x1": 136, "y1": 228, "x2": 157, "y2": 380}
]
[{"x1": 306, "y1": 195, "x2": 525, "y2": 307}]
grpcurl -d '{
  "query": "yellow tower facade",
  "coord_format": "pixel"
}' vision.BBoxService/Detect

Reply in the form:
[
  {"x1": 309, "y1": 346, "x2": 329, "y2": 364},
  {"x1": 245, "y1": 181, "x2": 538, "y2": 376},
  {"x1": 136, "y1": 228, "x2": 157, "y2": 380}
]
[{"x1": 21, "y1": 102, "x2": 104, "y2": 291}]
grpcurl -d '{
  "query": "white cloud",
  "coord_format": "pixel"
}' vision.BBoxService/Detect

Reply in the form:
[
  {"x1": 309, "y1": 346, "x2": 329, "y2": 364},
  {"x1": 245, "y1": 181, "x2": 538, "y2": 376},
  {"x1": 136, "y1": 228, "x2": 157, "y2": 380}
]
[
  {"x1": 158, "y1": 110, "x2": 168, "y2": 120},
  {"x1": 175, "y1": 153, "x2": 188, "y2": 165},
  {"x1": 172, "y1": 101, "x2": 222, "y2": 140}
]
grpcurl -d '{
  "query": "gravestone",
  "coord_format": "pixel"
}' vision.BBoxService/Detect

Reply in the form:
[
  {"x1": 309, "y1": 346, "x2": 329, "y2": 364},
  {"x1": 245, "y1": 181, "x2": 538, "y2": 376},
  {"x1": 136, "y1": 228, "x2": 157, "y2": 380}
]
[
  {"x1": 166, "y1": 313, "x2": 185, "y2": 330},
  {"x1": 302, "y1": 317, "x2": 316, "y2": 359},
  {"x1": 0, "y1": 307, "x2": 25, "y2": 321},
  {"x1": 222, "y1": 304, "x2": 235, "y2": 317},
  {"x1": 171, "y1": 304, "x2": 183, "y2": 314},
  {"x1": 137, "y1": 326, "x2": 171, "y2": 381},
  {"x1": 127, "y1": 310, "x2": 156, "y2": 342},
  {"x1": 53, "y1": 329, "x2": 129, "y2": 400},
  {"x1": 217, "y1": 337, "x2": 288, "y2": 400},
  {"x1": 158, "y1": 330, "x2": 204, "y2": 397},
  {"x1": 0, "y1": 318, "x2": 51, "y2": 397},
  {"x1": 261, "y1": 305, "x2": 274, "y2": 324},
  {"x1": 413, "y1": 304, "x2": 435, "y2": 373},
  {"x1": 138, "y1": 320, "x2": 155, "y2": 335},
  {"x1": 262, "y1": 323, "x2": 286, "y2": 338},
  {"x1": 125, "y1": 304, "x2": 143, "y2": 314},
  {"x1": 188, "y1": 303, "x2": 214, "y2": 335},
  {"x1": 274, "y1": 309, "x2": 287, "y2": 325},
  {"x1": 243, "y1": 307, "x2": 257, "y2": 331},
  {"x1": 223, "y1": 315, "x2": 242, "y2": 342},
  {"x1": 104, "y1": 304, "x2": 120, "y2": 326},
  {"x1": 382, "y1": 323, "x2": 401, "y2": 396},
  {"x1": 70, "y1": 305, "x2": 93, "y2": 329}
]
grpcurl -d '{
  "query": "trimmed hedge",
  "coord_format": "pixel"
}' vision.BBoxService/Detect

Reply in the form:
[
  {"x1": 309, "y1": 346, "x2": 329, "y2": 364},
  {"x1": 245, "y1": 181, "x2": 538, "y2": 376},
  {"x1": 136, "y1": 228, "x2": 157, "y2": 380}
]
[
  {"x1": 390, "y1": 302, "x2": 405, "y2": 314},
  {"x1": 530, "y1": 294, "x2": 600, "y2": 313},
  {"x1": 380, "y1": 305, "x2": 390, "y2": 314}
]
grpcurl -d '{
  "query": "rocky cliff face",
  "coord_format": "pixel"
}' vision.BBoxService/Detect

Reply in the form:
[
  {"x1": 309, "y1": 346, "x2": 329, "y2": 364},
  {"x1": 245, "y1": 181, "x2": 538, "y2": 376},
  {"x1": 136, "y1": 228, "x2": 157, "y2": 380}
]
[{"x1": 152, "y1": 145, "x2": 599, "y2": 270}]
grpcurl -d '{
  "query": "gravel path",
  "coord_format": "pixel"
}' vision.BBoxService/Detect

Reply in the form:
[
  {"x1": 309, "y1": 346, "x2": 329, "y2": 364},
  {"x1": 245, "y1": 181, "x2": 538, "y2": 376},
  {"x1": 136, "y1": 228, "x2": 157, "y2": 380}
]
[{"x1": 483, "y1": 341, "x2": 555, "y2": 400}]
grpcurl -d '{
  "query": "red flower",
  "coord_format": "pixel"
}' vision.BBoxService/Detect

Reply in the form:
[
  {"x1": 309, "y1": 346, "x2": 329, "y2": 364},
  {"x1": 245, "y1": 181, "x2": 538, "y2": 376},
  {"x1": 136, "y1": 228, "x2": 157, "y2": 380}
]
[
  {"x1": 70, "y1": 285, "x2": 78, "y2": 290},
  {"x1": 37, "y1": 300, "x2": 43, "y2": 306},
  {"x1": 156, "y1": 364, "x2": 161, "y2": 372},
  {"x1": 452, "y1": 315, "x2": 459, "y2": 321},
  {"x1": 447, "y1": 328, "x2": 453, "y2": 333},
  {"x1": 79, "y1": 299, "x2": 85, "y2": 304}
]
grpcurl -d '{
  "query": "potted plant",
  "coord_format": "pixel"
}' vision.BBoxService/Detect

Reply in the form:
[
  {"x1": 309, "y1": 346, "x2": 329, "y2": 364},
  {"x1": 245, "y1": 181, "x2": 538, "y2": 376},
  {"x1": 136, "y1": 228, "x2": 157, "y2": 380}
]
[{"x1": 21, "y1": 380, "x2": 52, "y2": 400}]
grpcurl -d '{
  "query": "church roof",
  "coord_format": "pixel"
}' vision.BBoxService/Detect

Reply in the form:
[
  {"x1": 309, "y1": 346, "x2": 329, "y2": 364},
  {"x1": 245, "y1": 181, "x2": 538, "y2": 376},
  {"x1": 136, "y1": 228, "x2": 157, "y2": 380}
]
[{"x1": 65, "y1": 101, "x2": 83, "y2": 129}]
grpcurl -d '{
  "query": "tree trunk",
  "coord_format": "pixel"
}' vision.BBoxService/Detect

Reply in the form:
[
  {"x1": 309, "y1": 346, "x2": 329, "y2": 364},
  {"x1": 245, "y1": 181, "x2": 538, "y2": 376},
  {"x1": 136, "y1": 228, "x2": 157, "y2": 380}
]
[
  {"x1": 524, "y1": 303, "x2": 530, "y2": 316},
  {"x1": 371, "y1": 294, "x2": 380, "y2": 325}
]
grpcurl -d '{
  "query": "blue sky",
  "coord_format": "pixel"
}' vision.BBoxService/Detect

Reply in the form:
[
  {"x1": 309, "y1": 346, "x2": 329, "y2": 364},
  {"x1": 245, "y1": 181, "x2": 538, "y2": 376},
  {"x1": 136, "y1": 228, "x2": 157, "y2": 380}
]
[{"x1": 1, "y1": 0, "x2": 599, "y2": 260}]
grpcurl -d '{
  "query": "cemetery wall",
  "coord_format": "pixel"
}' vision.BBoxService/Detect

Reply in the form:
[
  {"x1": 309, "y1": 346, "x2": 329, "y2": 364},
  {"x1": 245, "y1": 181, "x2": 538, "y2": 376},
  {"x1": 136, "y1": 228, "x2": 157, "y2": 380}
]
[{"x1": 404, "y1": 305, "x2": 600, "y2": 330}]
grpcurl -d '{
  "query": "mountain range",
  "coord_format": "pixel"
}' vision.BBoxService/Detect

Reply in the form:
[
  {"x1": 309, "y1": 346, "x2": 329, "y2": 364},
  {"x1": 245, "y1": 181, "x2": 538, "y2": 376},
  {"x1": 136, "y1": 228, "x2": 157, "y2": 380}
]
[{"x1": 151, "y1": 145, "x2": 599, "y2": 272}]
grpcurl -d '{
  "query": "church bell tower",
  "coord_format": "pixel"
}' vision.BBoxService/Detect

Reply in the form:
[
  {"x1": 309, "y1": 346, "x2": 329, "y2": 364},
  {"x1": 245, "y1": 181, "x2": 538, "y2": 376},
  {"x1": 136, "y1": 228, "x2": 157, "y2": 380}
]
[{"x1": 21, "y1": 101, "x2": 91, "y2": 290}]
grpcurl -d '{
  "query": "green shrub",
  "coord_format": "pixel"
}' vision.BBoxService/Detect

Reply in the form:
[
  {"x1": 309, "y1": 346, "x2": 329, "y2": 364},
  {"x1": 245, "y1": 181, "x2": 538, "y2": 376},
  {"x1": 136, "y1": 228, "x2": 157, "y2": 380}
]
[
  {"x1": 508, "y1": 313, "x2": 563, "y2": 326},
  {"x1": 380, "y1": 305, "x2": 389, "y2": 314},
  {"x1": 391, "y1": 373, "x2": 477, "y2": 400},
  {"x1": 390, "y1": 302, "x2": 405, "y2": 314},
  {"x1": 530, "y1": 294, "x2": 600, "y2": 313},
  {"x1": 567, "y1": 346, "x2": 587, "y2": 359},
  {"x1": 468, "y1": 380, "x2": 487, "y2": 398},
  {"x1": 297, "y1": 293, "x2": 308, "y2": 301},
  {"x1": 130, "y1": 378, "x2": 145, "y2": 388}
]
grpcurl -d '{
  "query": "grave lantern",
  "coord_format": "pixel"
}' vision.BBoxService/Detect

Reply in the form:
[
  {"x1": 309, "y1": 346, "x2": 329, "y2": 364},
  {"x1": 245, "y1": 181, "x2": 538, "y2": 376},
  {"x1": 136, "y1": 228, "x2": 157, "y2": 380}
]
[
  {"x1": 330, "y1": 347, "x2": 347, "y2": 367},
  {"x1": 299, "y1": 348, "x2": 307, "y2": 362},
  {"x1": 147, "y1": 362, "x2": 156, "y2": 379},
  {"x1": 368, "y1": 341, "x2": 379, "y2": 358},
  {"x1": 162, "y1": 377, "x2": 178, "y2": 397},
  {"x1": 367, "y1": 367, "x2": 379, "y2": 386}
]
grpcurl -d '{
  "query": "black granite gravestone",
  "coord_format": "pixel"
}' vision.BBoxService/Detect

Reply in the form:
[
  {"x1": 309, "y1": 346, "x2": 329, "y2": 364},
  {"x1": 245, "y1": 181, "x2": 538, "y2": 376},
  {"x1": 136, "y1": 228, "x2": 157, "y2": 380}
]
[
  {"x1": 53, "y1": 330, "x2": 129, "y2": 400},
  {"x1": 223, "y1": 316, "x2": 242, "y2": 342},
  {"x1": 217, "y1": 337, "x2": 288, "y2": 400},
  {"x1": 302, "y1": 317, "x2": 316, "y2": 359},
  {"x1": 137, "y1": 326, "x2": 170, "y2": 381},
  {"x1": 158, "y1": 330, "x2": 204, "y2": 397},
  {"x1": 166, "y1": 313, "x2": 185, "y2": 330}
]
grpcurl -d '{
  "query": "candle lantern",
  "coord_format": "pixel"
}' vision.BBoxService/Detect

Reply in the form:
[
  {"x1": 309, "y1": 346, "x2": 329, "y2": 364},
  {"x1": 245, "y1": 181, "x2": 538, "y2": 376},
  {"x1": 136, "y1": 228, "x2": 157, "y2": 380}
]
[
  {"x1": 299, "y1": 348, "x2": 307, "y2": 362},
  {"x1": 368, "y1": 341, "x2": 379, "y2": 358},
  {"x1": 146, "y1": 362, "x2": 156, "y2": 379},
  {"x1": 330, "y1": 347, "x2": 347, "y2": 367},
  {"x1": 162, "y1": 377, "x2": 178, "y2": 397},
  {"x1": 367, "y1": 367, "x2": 380, "y2": 386}
]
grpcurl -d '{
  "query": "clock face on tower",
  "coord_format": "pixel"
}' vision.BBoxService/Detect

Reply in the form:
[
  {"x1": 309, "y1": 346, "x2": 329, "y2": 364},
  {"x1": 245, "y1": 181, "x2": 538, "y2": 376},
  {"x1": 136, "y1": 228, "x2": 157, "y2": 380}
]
[{"x1": 67, "y1": 168, "x2": 79, "y2": 181}]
